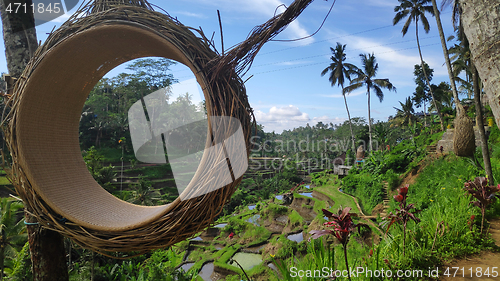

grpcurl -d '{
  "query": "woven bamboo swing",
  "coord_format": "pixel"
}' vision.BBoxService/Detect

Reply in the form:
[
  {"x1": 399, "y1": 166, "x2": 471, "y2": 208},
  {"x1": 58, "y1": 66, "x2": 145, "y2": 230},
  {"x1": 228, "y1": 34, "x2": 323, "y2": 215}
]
[{"x1": 2, "y1": 0, "x2": 315, "y2": 255}]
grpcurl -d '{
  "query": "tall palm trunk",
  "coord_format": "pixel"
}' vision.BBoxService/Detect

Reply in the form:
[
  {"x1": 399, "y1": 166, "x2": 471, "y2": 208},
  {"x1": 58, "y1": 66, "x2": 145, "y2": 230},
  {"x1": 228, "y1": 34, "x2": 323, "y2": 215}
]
[
  {"x1": 342, "y1": 89, "x2": 356, "y2": 150},
  {"x1": 0, "y1": 2, "x2": 37, "y2": 78},
  {"x1": 367, "y1": 88, "x2": 373, "y2": 152},
  {"x1": 0, "y1": 2, "x2": 69, "y2": 280},
  {"x1": 415, "y1": 20, "x2": 445, "y2": 131},
  {"x1": 460, "y1": 0, "x2": 500, "y2": 128},
  {"x1": 423, "y1": 100, "x2": 427, "y2": 127},
  {"x1": 472, "y1": 62, "x2": 494, "y2": 184},
  {"x1": 430, "y1": 0, "x2": 462, "y2": 113}
]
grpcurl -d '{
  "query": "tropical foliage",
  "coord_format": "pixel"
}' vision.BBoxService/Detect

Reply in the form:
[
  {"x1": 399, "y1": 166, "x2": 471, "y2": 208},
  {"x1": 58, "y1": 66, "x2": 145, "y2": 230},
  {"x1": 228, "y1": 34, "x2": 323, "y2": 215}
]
[
  {"x1": 344, "y1": 53, "x2": 396, "y2": 152},
  {"x1": 321, "y1": 42, "x2": 358, "y2": 150}
]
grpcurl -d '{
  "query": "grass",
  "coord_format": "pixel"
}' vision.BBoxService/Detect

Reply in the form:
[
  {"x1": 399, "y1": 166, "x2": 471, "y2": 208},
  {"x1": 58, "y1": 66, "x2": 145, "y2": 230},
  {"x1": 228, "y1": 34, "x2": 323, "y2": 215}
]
[
  {"x1": 128, "y1": 165, "x2": 172, "y2": 179},
  {"x1": 0, "y1": 177, "x2": 11, "y2": 185},
  {"x1": 288, "y1": 209, "x2": 304, "y2": 229},
  {"x1": 95, "y1": 147, "x2": 131, "y2": 163},
  {"x1": 377, "y1": 154, "x2": 498, "y2": 269},
  {"x1": 314, "y1": 184, "x2": 359, "y2": 213},
  {"x1": 261, "y1": 203, "x2": 288, "y2": 221},
  {"x1": 241, "y1": 226, "x2": 272, "y2": 245}
]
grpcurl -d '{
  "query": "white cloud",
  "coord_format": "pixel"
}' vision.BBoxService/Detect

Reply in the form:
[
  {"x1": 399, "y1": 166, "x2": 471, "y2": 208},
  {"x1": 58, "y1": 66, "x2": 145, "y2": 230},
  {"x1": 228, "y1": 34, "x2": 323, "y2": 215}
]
[
  {"x1": 192, "y1": 0, "x2": 313, "y2": 44},
  {"x1": 331, "y1": 33, "x2": 449, "y2": 78},
  {"x1": 254, "y1": 105, "x2": 345, "y2": 133},
  {"x1": 366, "y1": 0, "x2": 397, "y2": 8},
  {"x1": 256, "y1": 105, "x2": 309, "y2": 121},
  {"x1": 343, "y1": 35, "x2": 422, "y2": 72},
  {"x1": 311, "y1": 115, "x2": 346, "y2": 126},
  {"x1": 175, "y1": 11, "x2": 207, "y2": 18},
  {"x1": 255, "y1": 105, "x2": 309, "y2": 132},
  {"x1": 281, "y1": 20, "x2": 314, "y2": 46}
]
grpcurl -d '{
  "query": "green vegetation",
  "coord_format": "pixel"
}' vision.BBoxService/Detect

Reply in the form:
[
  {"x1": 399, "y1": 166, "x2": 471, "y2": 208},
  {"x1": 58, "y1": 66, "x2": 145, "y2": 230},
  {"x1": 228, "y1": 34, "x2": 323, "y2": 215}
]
[
  {"x1": 1, "y1": 114, "x2": 499, "y2": 281},
  {"x1": 342, "y1": 170, "x2": 384, "y2": 214},
  {"x1": 0, "y1": 177, "x2": 10, "y2": 185},
  {"x1": 2, "y1": 22, "x2": 500, "y2": 279},
  {"x1": 315, "y1": 185, "x2": 358, "y2": 212}
]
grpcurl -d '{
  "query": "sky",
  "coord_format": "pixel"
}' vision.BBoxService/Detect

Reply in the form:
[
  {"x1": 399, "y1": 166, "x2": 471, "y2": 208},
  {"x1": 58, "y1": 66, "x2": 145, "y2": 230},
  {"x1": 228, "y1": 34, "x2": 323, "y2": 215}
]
[{"x1": 0, "y1": 0, "x2": 459, "y2": 133}]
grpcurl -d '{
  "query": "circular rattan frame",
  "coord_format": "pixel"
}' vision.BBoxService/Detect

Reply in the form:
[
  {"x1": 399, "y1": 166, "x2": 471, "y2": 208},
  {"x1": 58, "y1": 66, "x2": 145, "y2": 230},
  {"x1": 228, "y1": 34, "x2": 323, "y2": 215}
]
[{"x1": 3, "y1": 3, "x2": 253, "y2": 255}]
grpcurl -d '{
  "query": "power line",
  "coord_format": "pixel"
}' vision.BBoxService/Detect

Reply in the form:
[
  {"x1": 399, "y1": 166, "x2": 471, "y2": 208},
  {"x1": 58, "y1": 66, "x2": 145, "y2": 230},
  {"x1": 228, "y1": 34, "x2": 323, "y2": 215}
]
[
  {"x1": 170, "y1": 24, "x2": 409, "y2": 76},
  {"x1": 260, "y1": 24, "x2": 395, "y2": 55},
  {"x1": 175, "y1": 35, "x2": 441, "y2": 80},
  {"x1": 252, "y1": 35, "x2": 439, "y2": 68},
  {"x1": 250, "y1": 42, "x2": 441, "y2": 75}
]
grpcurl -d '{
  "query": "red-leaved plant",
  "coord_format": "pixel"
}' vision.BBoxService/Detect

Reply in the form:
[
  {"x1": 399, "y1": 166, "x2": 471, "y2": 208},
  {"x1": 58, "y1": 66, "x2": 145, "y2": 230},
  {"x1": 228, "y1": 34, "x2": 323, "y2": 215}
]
[
  {"x1": 463, "y1": 177, "x2": 499, "y2": 234},
  {"x1": 310, "y1": 207, "x2": 367, "y2": 281},
  {"x1": 383, "y1": 184, "x2": 420, "y2": 257}
]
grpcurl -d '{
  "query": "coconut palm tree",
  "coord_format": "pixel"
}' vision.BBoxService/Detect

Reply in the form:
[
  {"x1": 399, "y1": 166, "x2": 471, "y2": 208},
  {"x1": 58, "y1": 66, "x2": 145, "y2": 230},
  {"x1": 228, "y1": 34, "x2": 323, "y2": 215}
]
[
  {"x1": 412, "y1": 61, "x2": 434, "y2": 127},
  {"x1": 128, "y1": 178, "x2": 161, "y2": 206},
  {"x1": 448, "y1": 36, "x2": 472, "y2": 97},
  {"x1": 321, "y1": 43, "x2": 358, "y2": 151},
  {"x1": 430, "y1": 0, "x2": 463, "y2": 114},
  {"x1": 441, "y1": 2, "x2": 493, "y2": 182},
  {"x1": 394, "y1": 97, "x2": 417, "y2": 127},
  {"x1": 344, "y1": 53, "x2": 396, "y2": 152},
  {"x1": 0, "y1": 2, "x2": 69, "y2": 279},
  {"x1": 393, "y1": 0, "x2": 445, "y2": 131}
]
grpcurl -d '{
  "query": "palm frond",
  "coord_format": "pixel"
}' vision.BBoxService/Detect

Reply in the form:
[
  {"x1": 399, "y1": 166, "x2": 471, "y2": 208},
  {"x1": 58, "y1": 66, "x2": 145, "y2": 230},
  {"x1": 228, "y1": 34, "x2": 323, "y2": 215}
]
[
  {"x1": 423, "y1": 5, "x2": 435, "y2": 16},
  {"x1": 320, "y1": 65, "x2": 332, "y2": 77},
  {"x1": 343, "y1": 82, "x2": 364, "y2": 94},
  {"x1": 374, "y1": 78, "x2": 396, "y2": 92},
  {"x1": 393, "y1": 10, "x2": 409, "y2": 25},
  {"x1": 373, "y1": 85, "x2": 384, "y2": 102}
]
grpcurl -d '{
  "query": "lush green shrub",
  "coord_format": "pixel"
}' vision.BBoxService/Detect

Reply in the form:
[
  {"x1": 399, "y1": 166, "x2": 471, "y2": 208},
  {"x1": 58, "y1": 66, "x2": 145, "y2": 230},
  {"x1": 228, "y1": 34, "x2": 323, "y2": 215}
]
[
  {"x1": 384, "y1": 169, "x2": 400, "y2": 190},
  {"x1": 342, "y1": 173, "x2": 383, "y2": 214},
  {"x1": 8, "y1": 242, "x2": 32, "y2": 281},
  {"x1": 310, "y1": 170, "x2": 334, "y2": 186},
  {"x1": 381, "y1": 155, "x2": 494, "y2": 269},
  {"x1": 261, "y1": 203, "x2": 289, "y2": 220},
  {"x1": 489, "y1": 124, "x2": 500, "y2": 145}
]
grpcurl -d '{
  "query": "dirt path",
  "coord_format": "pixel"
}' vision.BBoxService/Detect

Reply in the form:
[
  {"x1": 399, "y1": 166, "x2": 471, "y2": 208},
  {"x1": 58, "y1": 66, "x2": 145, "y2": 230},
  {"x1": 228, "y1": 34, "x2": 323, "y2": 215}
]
[{"x1": 440, "y1": 219, "x2": 500, "y2": 280}]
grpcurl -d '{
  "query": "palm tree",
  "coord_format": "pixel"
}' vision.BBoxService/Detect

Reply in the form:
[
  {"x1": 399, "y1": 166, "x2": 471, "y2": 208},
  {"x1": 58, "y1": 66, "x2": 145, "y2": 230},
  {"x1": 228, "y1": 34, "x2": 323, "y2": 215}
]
[
  {"x1": 460, "y1": 0, "x2": 500, "y2": 124},
  {"x1": 372, "y1": 122, "x2": 392, "y2": 151},
  {"x1": 448, "y1": 35, "x2": 472, "y2": 97},
  {"x1": 393, "y1": 0, "x2": 445, "y2": 131},
  {"x1": 321, "y1": 43, "x2": 358, "y2": 151},
  {"x1": 128, "y1": 178, "x2": 161, "y2": 206},
  {"x1": 443, "y1": 1, "x2": 493, "y2": 184},
  {"x1": 0, "y1": 198, "x2": 26, "y2": 279},
  {"x1": 0, "y1": 2, "x2": 69, "y2": 279},
  {"x1": 429, "y1": 82, "x2": 453, "y2": 111},
  {"x1": 344, "y1": 53, "x2": 396, "y2": 152},
  {"x1": 430, "y1": 0, "x2": 463, "y2": 114},
  {"x1": 412, "y1": 61, "x2": 433, "y2": 127},
  {"x1": 394, "y1": 97, "x2": 417, "y2": 127}
]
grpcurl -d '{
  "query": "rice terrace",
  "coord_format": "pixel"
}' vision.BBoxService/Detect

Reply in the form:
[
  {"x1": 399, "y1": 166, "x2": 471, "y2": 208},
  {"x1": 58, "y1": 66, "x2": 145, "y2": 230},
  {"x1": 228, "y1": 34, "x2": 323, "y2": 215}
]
[{"x1": 0, "y1": 0, "x2": 499, "y2": 280}]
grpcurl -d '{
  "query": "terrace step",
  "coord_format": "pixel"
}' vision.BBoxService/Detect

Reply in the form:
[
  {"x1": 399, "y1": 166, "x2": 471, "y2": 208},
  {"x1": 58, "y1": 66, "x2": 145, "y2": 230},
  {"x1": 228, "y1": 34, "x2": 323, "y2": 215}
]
[
  {"x1": 426, "y1": 145, "x2": 437, "y2": 153},
  {"x1": 437, "y1": 126, "x2": 491, "y2": 154}
]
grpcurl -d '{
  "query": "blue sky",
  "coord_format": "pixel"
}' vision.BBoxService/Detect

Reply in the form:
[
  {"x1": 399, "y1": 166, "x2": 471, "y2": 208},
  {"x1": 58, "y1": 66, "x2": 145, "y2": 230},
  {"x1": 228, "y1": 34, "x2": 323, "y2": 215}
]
[{"x1": 0, "y1": 0, "x2": 458, "y2": 133}]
